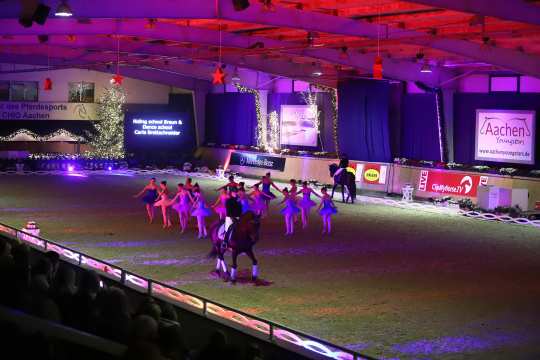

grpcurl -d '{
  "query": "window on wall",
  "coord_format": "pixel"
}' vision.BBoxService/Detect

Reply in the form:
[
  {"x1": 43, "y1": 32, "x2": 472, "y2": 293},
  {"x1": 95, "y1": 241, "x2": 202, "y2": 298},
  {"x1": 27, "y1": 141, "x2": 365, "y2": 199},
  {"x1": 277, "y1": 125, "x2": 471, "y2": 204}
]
[
  {"x1": 0, "y1": 81, "x2": 9, "y2": 101},
  {"x1": 10, "y1": 81, "x2": 38, "y2": 101},
  {"x1": 68, "y1": 82, "x2": 95, "y2": 103}
]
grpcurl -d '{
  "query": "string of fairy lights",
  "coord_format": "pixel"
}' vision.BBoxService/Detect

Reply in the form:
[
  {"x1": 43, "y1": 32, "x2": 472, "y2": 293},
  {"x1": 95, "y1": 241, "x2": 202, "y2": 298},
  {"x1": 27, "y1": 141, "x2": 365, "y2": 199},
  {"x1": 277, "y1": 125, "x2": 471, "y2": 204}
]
[{"x1": 0, "y1": 128, "x2": 86, "y2": 142}]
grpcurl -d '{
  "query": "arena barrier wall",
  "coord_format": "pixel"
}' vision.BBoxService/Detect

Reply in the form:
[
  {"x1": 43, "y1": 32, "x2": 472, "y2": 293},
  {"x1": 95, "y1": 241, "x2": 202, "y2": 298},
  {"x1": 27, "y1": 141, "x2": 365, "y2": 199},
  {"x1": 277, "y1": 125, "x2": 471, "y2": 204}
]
[
  {"x1": 198, "y1": 147, "x2": 540, "y2": 210},
  {"x1": 0, "y1": 222, "x2": 377, "y2": 360}
]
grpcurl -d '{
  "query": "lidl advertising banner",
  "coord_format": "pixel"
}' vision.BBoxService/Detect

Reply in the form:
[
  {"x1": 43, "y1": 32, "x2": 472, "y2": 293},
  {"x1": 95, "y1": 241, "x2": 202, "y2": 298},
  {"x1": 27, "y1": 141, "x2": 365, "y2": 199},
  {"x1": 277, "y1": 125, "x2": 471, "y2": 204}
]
[
  {"x1": 418, "y1": 170, "x2": 488, "y2": 197},
  {"x1": 475, "y1": 109, "x2": 536, "y2": 165},
  {"x1": 362, "y1": 164, "x2": 387, "y2": 184}
]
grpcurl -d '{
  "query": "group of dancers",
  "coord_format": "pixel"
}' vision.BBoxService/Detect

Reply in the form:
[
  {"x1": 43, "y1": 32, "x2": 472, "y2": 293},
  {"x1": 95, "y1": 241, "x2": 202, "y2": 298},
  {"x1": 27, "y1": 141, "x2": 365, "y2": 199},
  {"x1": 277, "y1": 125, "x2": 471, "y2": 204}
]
[{"x1": 134, "y1": 172, "x2": 338, "y2": 237}]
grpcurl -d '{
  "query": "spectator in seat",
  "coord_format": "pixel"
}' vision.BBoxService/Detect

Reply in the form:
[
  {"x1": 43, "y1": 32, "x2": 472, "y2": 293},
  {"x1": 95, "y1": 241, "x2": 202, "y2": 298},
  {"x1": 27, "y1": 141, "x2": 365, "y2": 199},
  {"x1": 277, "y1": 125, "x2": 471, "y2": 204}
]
[
  {"x1": 158, "y1": 324, "x2": 186, "y2": 360},
  {"x1": 97, "y1": 286, "x2": 132, "y2": 343},
  {"x1": 71, "y1": 270, "x2": 101, "y2": 332}
]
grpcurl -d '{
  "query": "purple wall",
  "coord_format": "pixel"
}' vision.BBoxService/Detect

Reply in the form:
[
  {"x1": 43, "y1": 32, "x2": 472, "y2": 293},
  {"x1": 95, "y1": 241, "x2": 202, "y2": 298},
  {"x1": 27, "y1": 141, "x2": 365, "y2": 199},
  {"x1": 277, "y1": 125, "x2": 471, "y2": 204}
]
[{"x1": 454, "y1": 92, "x2": 540, "y2": 167}]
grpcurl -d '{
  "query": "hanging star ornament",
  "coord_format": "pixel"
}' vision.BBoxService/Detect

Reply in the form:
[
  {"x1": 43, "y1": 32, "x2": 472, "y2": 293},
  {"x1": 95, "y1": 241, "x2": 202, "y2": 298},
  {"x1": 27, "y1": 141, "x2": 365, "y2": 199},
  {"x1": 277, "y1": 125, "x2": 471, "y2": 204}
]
[
  {"x1": 110, "y1": 74, "x2": 124, "y2": 86},
  {"x1": 212, "y1": 65, "x2": 226, "y2": 85}
]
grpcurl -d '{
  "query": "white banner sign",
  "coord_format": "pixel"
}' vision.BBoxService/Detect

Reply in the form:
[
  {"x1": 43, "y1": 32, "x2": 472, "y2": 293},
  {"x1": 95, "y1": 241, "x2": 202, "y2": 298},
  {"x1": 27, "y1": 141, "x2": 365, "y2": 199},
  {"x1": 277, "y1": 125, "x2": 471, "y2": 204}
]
[
  {"x1": 280, "y1": 105, "x2": 318, "y2": 147},
  {"x1": 475, "y1": 109, "x2": 536, "y2": 165},
  {"x1": 0, "y1": 102, "x2": 97, "y2": 121}
]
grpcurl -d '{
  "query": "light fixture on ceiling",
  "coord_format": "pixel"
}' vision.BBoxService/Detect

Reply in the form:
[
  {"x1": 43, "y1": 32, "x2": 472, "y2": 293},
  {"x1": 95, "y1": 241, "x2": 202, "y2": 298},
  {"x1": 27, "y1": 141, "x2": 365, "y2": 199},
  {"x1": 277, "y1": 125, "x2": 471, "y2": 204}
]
[
  {"x1": 420, "y1": 62, "x2": 432, "y2": 73},
  {"x1": 231, "y1": 67, "x2": 241, "y2": 83},
  {"x1": 232, "y1": 0, "x2": 250, "y2": 11},
  {"x1": 311, "y1": 63, "x2": 323, "y2": 77},
  {"x1": 55, "y1": 1, "x2": 73, "y2": 17}
]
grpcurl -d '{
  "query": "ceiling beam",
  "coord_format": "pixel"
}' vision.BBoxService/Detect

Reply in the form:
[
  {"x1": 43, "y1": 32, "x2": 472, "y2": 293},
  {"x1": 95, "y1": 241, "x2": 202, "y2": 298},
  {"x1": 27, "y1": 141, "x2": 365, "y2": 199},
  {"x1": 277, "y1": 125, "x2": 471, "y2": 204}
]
[
  {"x1": 0, "y1": 39, "x2": 338, "y2": 86},
  {"x1": 0, "y1": 53, "x2": 212, "y2": 91},
  {"x1": 404, "y1": 0, "x2": 540, "y2": 26},
  {"x1": 0, "y1": 19, "x2": 453, "y2": 85}
]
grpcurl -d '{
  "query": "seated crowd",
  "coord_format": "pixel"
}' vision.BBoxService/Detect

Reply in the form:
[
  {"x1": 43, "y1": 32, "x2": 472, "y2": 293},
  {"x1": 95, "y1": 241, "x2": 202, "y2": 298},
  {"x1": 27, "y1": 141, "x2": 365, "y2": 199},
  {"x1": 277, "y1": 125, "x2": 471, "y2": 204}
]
[{"x1": 0, "y1": 237, "x2": 264, "y2": 360}]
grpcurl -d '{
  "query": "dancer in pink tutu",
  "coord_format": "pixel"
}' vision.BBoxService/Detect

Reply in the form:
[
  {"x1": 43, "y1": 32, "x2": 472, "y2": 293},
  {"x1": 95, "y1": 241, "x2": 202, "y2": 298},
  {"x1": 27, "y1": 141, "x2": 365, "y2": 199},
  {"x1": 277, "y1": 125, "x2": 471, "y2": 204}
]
[
  {"x1": 184, "y1": 177, "x2": 194, "y2": 195},
  {"x1": 153, "y1": 181, "x2": 172, "y2": 228},
  {"x1": 298, "y1": 181, "x2": 322, "y2": 229},
  {"x1": 252, "y1": 172, "x2": 281, "y2": 214},
  {"x1": 170, "y1": 183, "x2": 193, "y2": 233},
  {"x1": 279, "y1": 188, "x2": 301, "y2": 236},
  {"x1": 317, "y1": 187, "x2": 338, "y2": 235},
  {"x1": 211, "y1": 188, "x2": 229, "y2": 220},
  {"x1": 133, "y1": 177, "x2": 159, "y2": 223},
  {"x1": 191, "y1": 188, "x2": 212, "y2": 239},
  {"x1": 249, "y1": 184, "x2": 272, "y2": 216}
]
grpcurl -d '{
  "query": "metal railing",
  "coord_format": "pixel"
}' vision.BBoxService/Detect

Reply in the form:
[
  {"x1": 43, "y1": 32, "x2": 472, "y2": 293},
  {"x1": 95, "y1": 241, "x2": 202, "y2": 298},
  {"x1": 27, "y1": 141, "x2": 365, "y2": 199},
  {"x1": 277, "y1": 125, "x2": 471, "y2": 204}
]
[{"x1": 0, "y1": 222, "x2": 377, "y2": 360}]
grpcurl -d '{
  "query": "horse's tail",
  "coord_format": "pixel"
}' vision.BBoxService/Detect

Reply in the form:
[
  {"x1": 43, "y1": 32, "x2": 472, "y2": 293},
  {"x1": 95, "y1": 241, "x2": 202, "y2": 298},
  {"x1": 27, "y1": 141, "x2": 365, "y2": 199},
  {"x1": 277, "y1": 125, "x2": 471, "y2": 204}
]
[{"x1": 207, "y1": 220, "x2": 221, "y2": 258}]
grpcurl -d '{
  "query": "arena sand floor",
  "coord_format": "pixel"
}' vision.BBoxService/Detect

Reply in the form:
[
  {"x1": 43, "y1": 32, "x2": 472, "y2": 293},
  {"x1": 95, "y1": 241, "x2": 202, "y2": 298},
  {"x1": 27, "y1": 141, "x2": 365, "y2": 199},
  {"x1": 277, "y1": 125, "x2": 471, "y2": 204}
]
[{"x1": 1, "y1": 173, "x2": 540, "y2": 360}]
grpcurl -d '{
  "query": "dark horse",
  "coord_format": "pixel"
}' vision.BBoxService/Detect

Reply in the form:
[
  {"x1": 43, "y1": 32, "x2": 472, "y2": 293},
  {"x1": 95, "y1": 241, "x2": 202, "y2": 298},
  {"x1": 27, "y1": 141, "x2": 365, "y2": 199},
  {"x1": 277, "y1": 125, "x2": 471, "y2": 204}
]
[
  {"x1": 209, "y1": 211, "x2": 261, "y2": 284},
  {"x1": 329, "y1": 163, "x2": 357, "y2": 203}
]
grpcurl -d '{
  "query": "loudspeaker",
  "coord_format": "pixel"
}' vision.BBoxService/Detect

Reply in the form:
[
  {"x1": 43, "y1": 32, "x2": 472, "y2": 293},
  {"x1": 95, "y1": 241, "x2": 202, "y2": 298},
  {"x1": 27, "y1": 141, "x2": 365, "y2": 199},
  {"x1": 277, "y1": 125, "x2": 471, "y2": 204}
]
[
  {"x1": 32, "y1": 3, "x2": 50, "y2": 25},
  {"x1": 232, "y1": 0, "x2": 250, "y2": 11}
]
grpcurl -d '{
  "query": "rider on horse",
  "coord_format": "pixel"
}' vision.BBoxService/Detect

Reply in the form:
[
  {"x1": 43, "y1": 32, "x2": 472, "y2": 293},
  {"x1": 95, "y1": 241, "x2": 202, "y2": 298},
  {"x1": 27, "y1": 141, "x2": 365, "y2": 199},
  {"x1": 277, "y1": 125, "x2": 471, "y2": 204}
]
[{"x1": 224, "y1": 187, "x2": 242, "y2": 248}]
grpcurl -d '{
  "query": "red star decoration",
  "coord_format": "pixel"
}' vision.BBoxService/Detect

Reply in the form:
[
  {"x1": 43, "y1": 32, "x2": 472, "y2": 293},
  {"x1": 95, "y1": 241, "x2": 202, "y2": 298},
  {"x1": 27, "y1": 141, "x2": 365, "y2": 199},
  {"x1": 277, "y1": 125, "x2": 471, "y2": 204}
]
[
  {"x1": 212, "y1": 66, "x2": 226, "y2": 85},
  {"x1": 111, "y1": 74, "x2": 124, "y2": 85}
]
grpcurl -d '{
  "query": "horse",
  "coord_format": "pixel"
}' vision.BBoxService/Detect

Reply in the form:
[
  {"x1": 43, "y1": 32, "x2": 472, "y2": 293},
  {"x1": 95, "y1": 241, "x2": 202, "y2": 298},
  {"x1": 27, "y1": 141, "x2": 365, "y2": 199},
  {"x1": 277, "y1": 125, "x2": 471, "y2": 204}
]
[
  {"x1": 208, "y1": 211, "x2": 261, "y2": 284},
  {"x1": 329, "y1": 163, "x2": 357, "y2": 203}
]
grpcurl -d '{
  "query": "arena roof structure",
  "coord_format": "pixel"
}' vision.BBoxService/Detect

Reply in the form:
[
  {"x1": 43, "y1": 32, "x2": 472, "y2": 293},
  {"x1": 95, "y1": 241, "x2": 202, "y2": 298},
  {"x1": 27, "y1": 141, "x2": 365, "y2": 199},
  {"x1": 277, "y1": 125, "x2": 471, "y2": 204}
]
[{"x1": 0, "y1": 0, "x2": 539, "y2": 87}]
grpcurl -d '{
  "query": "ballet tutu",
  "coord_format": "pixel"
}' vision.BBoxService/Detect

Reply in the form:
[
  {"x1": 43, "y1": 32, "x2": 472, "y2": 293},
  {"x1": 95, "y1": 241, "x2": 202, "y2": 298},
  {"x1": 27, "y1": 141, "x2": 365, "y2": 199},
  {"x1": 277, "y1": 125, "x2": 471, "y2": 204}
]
[
  {"x1": 142, "y1": 190, "x2": 158, "y2": 204},
  {"x1": 280, "y1": 204, "x2": 300, "y2": 215},
  {"x1": 319, "y1": 205, "x2": 338, "y2": 216},
  {"x1": 298, "y1": 197, "x2": 317, "y2": 209},
  {"x1": 263, "y1": 190, "x2": 276, "y2": 200},
  {"x1": 172, "y1": 202, "x2": 190, "y2": 213},
  {"x1": 241, "y1": 200, "x2": 251, "y2": 214},
  {"x1": 192, "y1": 204, "x2": 212, "y2": 217},
  {"x1": 214, "y1": 205, "x2": 226, "y2": 217}
]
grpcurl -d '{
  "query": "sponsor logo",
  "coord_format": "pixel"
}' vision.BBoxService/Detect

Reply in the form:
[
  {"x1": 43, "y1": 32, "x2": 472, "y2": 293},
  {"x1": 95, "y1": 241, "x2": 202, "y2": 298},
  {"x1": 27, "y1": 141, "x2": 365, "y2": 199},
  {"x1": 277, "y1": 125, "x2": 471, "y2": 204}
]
[
  {"x1": 418, "y1": 170, "x2": 428, "y2": 191},
  {"x1": 364, "y1": 168, "x2": 380, "y2": 182},
  {"x1": 460, "y1": 176, "x2": 473, "y2": 194},
  {"x1": 230, "y1": 152, "x2": 285, "y2": 171}
]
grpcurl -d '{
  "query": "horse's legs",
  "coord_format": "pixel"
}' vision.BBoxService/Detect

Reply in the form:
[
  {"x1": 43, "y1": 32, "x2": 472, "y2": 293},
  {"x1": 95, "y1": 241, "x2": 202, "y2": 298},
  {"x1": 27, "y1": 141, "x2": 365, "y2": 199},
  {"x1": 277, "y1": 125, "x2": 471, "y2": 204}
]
[
  {"x1": 331, "y1": 183, "x2": 337, "y2": 199},
  {"x1": 341, "y1": 184, "x2": 345, "y2": 203},
  {"x1": 230, "y1": 250, "x2": 239, "y2": 283},
  {"x1": 245, "y1": 249, "x2": 259, "y2": 281}
]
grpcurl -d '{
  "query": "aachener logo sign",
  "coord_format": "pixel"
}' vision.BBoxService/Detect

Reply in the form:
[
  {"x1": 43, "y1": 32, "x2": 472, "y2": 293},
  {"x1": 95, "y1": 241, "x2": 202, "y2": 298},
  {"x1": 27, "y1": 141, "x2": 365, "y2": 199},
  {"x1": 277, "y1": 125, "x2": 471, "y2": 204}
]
[
  {"x1": 229, "y1": 152, "x2": 286, "y2": 171},
  {"x1": 475, "y1": 109, "x2": 536, "y2": 165},
  {"x1": 418, "y1": 170, "x2": 488, "y2": 197},
  {"x1": 0, "y1": 102, "x2": 98, "y2": 121}
]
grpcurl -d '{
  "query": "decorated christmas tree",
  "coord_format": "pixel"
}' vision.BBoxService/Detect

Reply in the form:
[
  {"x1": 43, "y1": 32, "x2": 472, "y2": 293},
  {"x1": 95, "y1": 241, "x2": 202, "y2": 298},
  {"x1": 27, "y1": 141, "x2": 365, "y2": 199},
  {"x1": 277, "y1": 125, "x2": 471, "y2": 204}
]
[{"x1": 87, "y1": 86, "x2": 126, "y2": 158}]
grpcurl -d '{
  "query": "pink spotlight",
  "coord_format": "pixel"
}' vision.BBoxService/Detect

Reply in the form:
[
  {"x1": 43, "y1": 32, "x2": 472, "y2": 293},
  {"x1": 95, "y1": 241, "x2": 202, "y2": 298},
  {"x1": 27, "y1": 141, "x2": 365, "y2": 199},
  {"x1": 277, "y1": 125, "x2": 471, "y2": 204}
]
[
  {"x1": 108, "y1": 166, "x2": 112, "y2": 171},
  {"x1": 67, "y1": 165, "x2": 74, "y2": 172}
]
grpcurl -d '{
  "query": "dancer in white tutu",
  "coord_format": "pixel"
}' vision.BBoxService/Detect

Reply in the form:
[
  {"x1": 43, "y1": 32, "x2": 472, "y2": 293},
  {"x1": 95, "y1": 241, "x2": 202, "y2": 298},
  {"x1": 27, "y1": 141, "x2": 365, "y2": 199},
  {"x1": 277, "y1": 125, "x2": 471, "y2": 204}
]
[
  {"x1": 154, "y1": 180, "x2": 172, "y2": 228},
  {"x1": 298, "y1": 181, "x2": 322, "y2": 229},
  {"x1": 133, "y1": 178, "x2": 159, "y2": 223},
  {"x1": 169, "y1": 183, "x2": 193, "y2": 233},
  {"x1": 191, "y1": 188, "x2": 212, "y2": 239},
  {"x1": 317, "y1": 187, "x2": 338, "y2": 235}
]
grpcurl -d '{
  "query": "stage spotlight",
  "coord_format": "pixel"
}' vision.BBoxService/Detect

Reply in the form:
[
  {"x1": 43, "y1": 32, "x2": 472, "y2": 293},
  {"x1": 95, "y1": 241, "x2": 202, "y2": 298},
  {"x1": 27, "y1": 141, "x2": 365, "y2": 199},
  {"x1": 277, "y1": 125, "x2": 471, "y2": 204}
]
[
  {"x1": 67, "y1": 165, "x2": 74, "y2": 172},
  {"x1": 107, "y1": 166, "x2": 112, "y2": 171},
  {"x1": 232, "y1": 0, "x2": 250, "y2": 11},
  {"x1": 55, "y1": 1, "x2": 73, "y2": 17}
]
